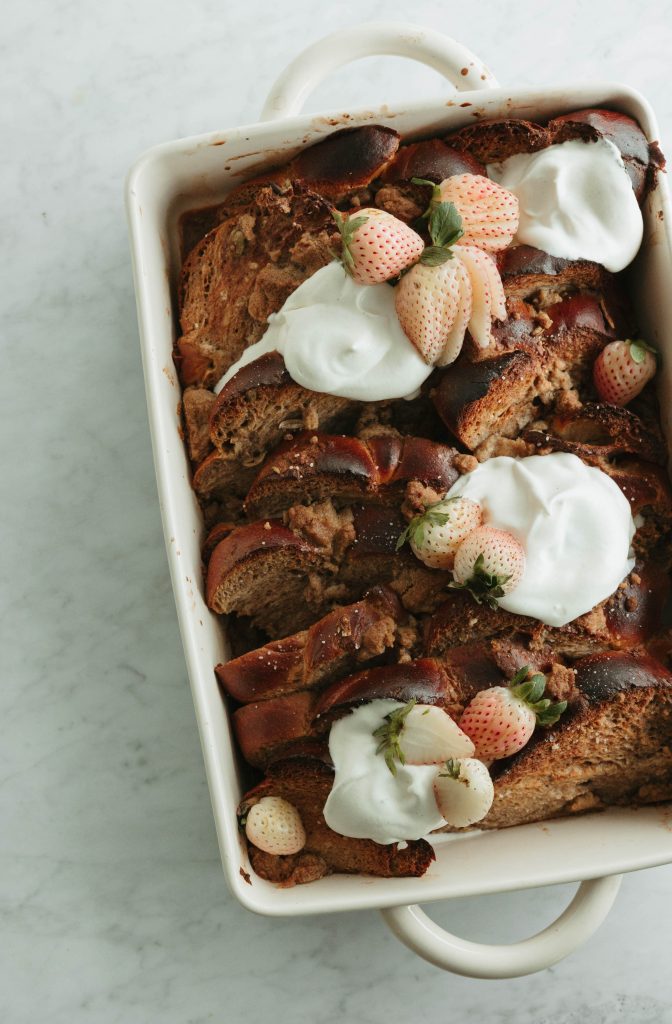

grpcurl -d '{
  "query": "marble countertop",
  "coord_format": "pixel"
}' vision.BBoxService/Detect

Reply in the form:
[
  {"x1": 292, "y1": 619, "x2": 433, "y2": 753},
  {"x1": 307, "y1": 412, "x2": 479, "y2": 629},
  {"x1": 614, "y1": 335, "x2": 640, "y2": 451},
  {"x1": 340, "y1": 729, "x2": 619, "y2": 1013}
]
[{"x1": 3, "y1": 0, "x2": 672, "y2": 1020}]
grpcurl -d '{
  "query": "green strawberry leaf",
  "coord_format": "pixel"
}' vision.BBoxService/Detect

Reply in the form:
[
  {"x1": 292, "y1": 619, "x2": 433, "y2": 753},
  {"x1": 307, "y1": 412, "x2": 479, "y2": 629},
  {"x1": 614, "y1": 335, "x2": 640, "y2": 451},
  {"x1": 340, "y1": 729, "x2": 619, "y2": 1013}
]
[
  {"x1": 428, "y1": 201, "x2": 464, "y2": 250},
  {"x1": 507, "y1": 668, "x2": 568, "y2": 728},
  {"x1": 420, "y1": 245, "x2": 453, "y2": 266},
  {"x1": 332, "y1": 209, "x2": 369, "y2": 275},
  {"x1": 627, "y1": 338, "x2": 657, "y2": 365},
  {"x1": 448, "y1": 551, "x2": 511, "y2": 609},
  {"x1": 372, "y1": 699, "x2": 417, "y2": 775},
  {"x1": 411, "y1": 177, "x2": 442, "y2": 219},
  {"x1": 396, "y1": 498, "x2": 459, "y2": 553},
  {"x1": 438, "y1": 758, "x2": 462, "y2": 780},
  {"x1": 536, "y1": 700, "x2": 568, "y2": 727}
]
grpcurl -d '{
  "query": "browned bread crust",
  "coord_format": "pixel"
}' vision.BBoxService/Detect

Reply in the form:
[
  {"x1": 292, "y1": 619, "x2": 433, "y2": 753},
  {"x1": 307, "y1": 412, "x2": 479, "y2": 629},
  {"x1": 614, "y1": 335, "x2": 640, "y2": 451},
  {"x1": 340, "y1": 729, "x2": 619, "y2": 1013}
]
[
  {"x1": 206, "y1": 503, "x2": 450, "y2": 636},
  {"x1": 445, "y1": 109, "x2": 655, "y2": 200},
  {"x1": 431, "y1": 293, "x2": 619, "y2": 452},
  {"x1": 244, "y1": 433, "x2": 462, "y2": 519},
  {"x1": 240, "y1": 758, "x2": 435, "y2": 885},
  {"x1": 233, "y1": 658, "x2": 480, "y2": 768},
  {"x1": 476, "y1": 652, "x2": 672, "y2": 829},
  {"x1": 424, "y1": 561, "x2": 670, "y2": 658},
  {"x1": 216, "y1": 586, "x2": 410, "y2": 703},
  {"x1": 177, "y1": 184, "x2": 337, "y2": 388}
]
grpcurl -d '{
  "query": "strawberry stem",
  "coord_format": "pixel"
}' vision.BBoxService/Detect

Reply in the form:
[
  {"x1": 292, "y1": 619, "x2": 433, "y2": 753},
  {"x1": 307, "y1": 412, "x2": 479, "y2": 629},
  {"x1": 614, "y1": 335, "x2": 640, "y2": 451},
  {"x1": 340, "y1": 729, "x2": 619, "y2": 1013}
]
[
  {"x1": 508, "y1": 667, "x2": 568, "y2": 727},
  {"x1": 396, "y1": 497, "x2": 459, "y2": 552},
  {"x1": 411, "y1": 177, "x2": 442, "y2": 219},
  {"x1": 438, "y1": 758, "x2": 462, "y2": 780},
  {"x1": 448, "y1": 552, "x2": 511, "y2": 609},
  {"x1": 372, "y1": 699, "x2": 416, "y2": 775},
  {"x1": 627, "y1": 338, "x2": 657, "y2": 365},
  {"x1": 332, "y1": 209, "x2": 369, "y2": 276}
]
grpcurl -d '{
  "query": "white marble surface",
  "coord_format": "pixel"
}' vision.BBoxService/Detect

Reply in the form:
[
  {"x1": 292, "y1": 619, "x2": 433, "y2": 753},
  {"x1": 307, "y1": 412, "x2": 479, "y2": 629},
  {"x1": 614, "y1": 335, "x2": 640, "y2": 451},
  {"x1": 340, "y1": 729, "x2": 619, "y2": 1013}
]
[{"x1": 3, "y1": 0, "x2": 672, "y2": 1019}]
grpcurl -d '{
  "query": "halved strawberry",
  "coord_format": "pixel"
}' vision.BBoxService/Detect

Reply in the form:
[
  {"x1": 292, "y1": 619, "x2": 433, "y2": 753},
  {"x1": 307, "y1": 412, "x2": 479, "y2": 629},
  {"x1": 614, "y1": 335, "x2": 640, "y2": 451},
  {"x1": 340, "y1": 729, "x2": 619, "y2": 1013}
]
[
  {"x1": 433, "y1": 757, "x2": 494, "y2": 827},
  {"x1": 333, "y1": 208, "x2": 424, "y2": 285},
  {"x1": 372, "y1": 699, "x2": 474, "y2": 774}
]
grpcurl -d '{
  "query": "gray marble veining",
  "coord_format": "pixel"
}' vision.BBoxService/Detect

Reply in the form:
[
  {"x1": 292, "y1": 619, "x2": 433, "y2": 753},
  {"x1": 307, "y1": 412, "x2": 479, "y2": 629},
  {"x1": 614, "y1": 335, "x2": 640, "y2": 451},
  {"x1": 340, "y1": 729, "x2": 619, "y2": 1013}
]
[{"x1": 2, "y1": 0, "x2": 672, "y2": 1020}]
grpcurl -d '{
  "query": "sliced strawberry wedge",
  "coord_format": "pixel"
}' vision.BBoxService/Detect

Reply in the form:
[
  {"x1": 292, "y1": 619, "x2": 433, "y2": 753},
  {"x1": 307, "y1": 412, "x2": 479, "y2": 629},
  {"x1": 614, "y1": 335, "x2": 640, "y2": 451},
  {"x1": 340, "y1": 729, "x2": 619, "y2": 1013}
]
[
  {"x1": 453, "y1": 244, "x2": 506, "y2": 349},
  {"x1": 438, "y1": 173, "x2": 519, "y2": 252},
  {"x1": 394, "y1": 258, "x2": 464, "y2": 364}
]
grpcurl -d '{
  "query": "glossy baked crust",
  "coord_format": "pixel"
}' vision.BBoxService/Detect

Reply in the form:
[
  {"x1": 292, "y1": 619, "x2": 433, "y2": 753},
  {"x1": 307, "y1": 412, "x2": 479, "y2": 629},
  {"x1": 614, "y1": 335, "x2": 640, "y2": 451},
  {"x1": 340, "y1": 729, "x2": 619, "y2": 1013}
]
[{"x1": 174, "y1": 112, "x2": 671, "y2": 884}]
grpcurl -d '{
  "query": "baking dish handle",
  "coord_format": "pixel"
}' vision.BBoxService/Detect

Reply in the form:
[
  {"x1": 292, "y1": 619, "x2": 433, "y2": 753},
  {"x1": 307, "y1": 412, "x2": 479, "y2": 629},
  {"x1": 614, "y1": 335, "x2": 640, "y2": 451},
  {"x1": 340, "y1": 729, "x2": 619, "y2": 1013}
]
[
  {"x1": 260, "y1": 22, "x2": 498, "y2": 121},
  {"x1": 380, "y1": 874, "x2": 622, "y2": 979}
]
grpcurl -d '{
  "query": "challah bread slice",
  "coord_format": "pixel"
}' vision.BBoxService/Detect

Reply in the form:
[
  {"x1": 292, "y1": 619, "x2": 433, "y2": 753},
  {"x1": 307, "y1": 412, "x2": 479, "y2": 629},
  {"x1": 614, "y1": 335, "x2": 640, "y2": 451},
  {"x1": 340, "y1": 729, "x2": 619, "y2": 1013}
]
[
  {"x1": 474, "y1": 651, "x2": 672, "y2": 830},
  {"x1": 444, "y1": 108, "x2": 657, "y2": 200},
  {"x1": 177, "y1": 125, "x2": 405, "y2": 388},
  {"x1": 243, "y1": 433, "x2": 464, "y2": 520},
  {"x1": 216, "y1": 586, "x2": 413, "y2": 704},
  {"x1": 177, "y1": 183, "x2": 337, "y2": 388},
  {"x1": 240, "y1": 652, "x2": 672, "y2": 885},
  {"x1": 192, "y1": 352, "x2": 357, "y2": 511},
  {"x1": 232, "y1": 657, "x2": 483, "y2": 768},
  {"x1": 239, "y1": 758, "x2": 435, "y2": 886},
  {"x1": 178, "y1": 125, "x2": 401, "y2": 259},
  {"x1": 523, "y1": 402, "x2": 667, "y2": 466},
  {"x1": 206, "y1": 502, "x2": 450, "y2": 637},
  {"x1": 431, "y1": 294, "x2": 619, "y2": 452},
  {"x1": 424, "y1": 561, "x2": 671, "y2": 658}
]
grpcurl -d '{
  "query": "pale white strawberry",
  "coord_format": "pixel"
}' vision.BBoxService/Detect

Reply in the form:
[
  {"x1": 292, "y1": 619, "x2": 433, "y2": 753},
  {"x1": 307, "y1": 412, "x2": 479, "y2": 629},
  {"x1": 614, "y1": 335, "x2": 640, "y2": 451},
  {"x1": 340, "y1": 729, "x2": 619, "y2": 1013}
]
[
  {"x1": 245, "y1": 796, "x2": 306, "y2": 855},
  {"x1": 458, "y1": 668, "x2": 568, "y2": 760},
  {"x1": 334, "y1": 208, "x2": 424, "y2": 285},
  {"x1": 397, "y1": 496, "x2": 483, "y2": 569},
  {"x1": 438, "y1": 174, "x2": 519, "y2": 252},
  {"x1": 453, "y1": 243, "x2": 506, "y2": 349},
  {"x1": 436, "y1": 259, "x2": 473, "y2": 367},
  {"x1": 398, "y1": 705, "x2": 475, "y2": 765},
  {"x1": 593, "y1": 339, "x2": 657, "y2": 407},
  {"x1": 394, "y1": 258, "x2": 464, "y2": 364},
  {"x1": 433, "y1": 757, "x2": 494, "y2": 827},
  {"x1": 451, "y1": 525, "x2": 526, "y2": 608}
]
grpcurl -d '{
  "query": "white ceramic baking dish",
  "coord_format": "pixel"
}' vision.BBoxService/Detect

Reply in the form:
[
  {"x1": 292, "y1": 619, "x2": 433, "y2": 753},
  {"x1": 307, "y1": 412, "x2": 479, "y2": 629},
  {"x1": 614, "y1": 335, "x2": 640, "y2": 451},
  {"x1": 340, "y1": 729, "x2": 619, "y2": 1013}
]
[{"x1": 126, "y1": 22, "x2": 672, "y2": 978}]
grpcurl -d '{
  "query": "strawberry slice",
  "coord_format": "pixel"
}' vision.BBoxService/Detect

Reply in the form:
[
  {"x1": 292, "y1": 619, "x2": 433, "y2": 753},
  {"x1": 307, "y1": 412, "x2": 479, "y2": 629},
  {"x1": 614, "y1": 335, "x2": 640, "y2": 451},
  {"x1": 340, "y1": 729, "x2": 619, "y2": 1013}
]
[
  {"x1": 437, "y1": 259, "x2": 473, "y2": 367},
  {"x1": 453, "y1": 243, "x2": 506, "y2": 349},
  {"x1": 394, "y1": 258, "x2": 464, "y2": 365},
  {"x1": 438, "y1": 173, "x2": 519, "y2": 252}
]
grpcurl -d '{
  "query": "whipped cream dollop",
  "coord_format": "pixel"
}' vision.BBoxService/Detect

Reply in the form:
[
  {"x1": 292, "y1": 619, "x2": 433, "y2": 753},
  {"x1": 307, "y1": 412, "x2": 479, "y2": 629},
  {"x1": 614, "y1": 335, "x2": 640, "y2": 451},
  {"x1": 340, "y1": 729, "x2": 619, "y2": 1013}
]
[
  {"x1": 324, "y1": 699, "x2": 446, "y2": 845},
  {"x1": 487, "y1": 138, "x2": 643, "y2": 272},
  {"x1": 214, "y1": 261, "x2": 433, "y2": 401},
  {"x1": 445, "y1": 453, "x2": 635, "y2": 627}
]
